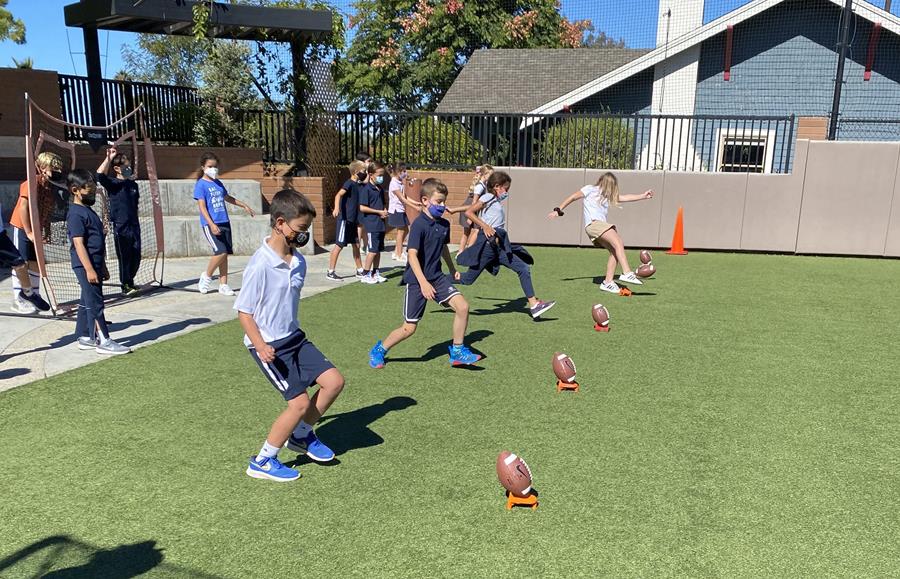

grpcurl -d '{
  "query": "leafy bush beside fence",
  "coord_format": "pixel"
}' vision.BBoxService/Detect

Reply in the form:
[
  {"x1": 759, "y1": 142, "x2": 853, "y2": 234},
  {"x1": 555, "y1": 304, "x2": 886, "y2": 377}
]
[
  {"x1": 537, "y1": 117, "x2": 635, "y2": 169},
  {"x1": 372, "y1": 117, "x2": 484, "y2": 168}
]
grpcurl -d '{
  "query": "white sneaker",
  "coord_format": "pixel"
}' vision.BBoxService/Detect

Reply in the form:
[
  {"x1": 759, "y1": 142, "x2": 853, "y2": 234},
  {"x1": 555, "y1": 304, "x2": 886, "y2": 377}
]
[
  {"x1": 10, "y1": 295, "x2": 37, "y2": 314},
  {"x1": 618, "y1": 271, "x2": 644, "y2": 285},
  {"x1": 198, "y1": 273, "x2": 212, "y2": 294},
  {"x1": 77, "y1": 336, "x2": 97, "y2": 350},
  {"x1": 96, "y1": 338, "x2": 131, "y2": 355},
  {"x1": 218, "y1": 284, "x2": 235, "y2": 296},
  {"x1": 360, "y1": 274, "x2": 377, "y2": 285},
  {"x1": 374, "y1": 272, "x2": 388, "y2": 283},
  {"x1": 600, "y1": 280, "x2": 621, "y2": 294},
  {"x1": 391, "y1": 253, "x2": 407, "y2": 262}
]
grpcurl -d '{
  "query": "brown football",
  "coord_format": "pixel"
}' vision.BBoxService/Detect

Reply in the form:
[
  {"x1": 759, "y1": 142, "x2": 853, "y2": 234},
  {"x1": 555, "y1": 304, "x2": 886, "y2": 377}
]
[
  {"x1": 640, "y1": 250, "x2": 652, "y2": 264},
  {"x1": 636, "y1": 263, "x2": 656, "y2": 278},
  {"x1": 552, "y1": 352, "x2": 577, "y2": 383},
  {"x1": 592, "y1": 304, "x2": 610, "y2": 327},
  {"x1": 496, "y1": 451, "x2": 533, "y2": 497}
]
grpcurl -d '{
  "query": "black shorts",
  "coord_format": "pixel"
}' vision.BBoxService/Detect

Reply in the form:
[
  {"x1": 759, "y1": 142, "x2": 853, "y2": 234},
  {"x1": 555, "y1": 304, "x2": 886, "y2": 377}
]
[
  {"x1": 249, "y1": 330, "x2": 336, "y2": 401},
  {"x1": 0, "y1": 230, "x2": 25, "y2": 268},
  {"x1": 335, "y1": 219, "x2": 358, "y2": 247},
  {"x1": 367, "y1": 231, "x2": 385, "y2": 253},
  {"x1": 387, "y1": 212, "x2": 409, "y2": 228},
  {"x1": 459, "y1": 196, "x2": 473, "y2": 227},
  {"x1": 202, "y1": 223, "x2": 233, "y2": 256},
  {"x1": 403, "y1": 275, "x2": 461, "y2": 323},
  {"x1": 11, "y1": 227, "x2": 36, "y2": 262}
]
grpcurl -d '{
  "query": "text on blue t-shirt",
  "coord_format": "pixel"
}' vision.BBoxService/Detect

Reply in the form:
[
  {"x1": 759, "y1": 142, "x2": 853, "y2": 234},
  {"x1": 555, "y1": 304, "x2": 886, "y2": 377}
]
[{"x1": 193, "y1": 178, "x2": 229, "y2": 226}]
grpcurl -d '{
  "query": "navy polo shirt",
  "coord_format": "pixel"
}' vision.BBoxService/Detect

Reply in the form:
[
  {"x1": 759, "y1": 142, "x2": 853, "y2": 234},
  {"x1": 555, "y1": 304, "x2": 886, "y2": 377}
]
[
  {"x1": 339, "y1": 179, "x2": 360, "y2": 223},
  {"x1": 359, "y1": 183, "x2": 386, "y2": 232},
  {"x1": 67, "y1": 203, "x2": 106, "y2": 270},
  {"x1": 96, "y1": 173, "x2": 140, "y2": 225},
  {"x1": 403, "y1": 212, "x2": 451, "y2": 285}
]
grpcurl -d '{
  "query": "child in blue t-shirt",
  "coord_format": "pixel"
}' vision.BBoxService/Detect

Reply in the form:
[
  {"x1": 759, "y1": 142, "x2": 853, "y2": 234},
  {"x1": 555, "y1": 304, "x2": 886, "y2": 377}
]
[
  {"x1": 193, "y1": 152, "x2": 255, "y2": 296},
  {"x1": 97, "y1": 146, "x2": 142, "y2": 297},
  {"x1": 66, "y1": 169, "x2": 130, "y2": 355},
  {"x1": 368, "y1": 179, "x2": 481, "y2": 369}
]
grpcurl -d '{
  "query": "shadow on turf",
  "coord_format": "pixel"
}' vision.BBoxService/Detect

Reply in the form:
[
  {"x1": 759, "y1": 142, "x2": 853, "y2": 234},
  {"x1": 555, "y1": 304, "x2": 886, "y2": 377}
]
[
  {"x1": 0, "y1": 535, "x2": 221, "y2": 578},
  {"x1": 561, "y1": 275, "x2": 657, "y2": 296},
  {"x1": 287, "y1": 396, "x2": 419, "y2": 461},
  {"x1": 385, "y1": 329, "x2": 491, "y2": 368}
]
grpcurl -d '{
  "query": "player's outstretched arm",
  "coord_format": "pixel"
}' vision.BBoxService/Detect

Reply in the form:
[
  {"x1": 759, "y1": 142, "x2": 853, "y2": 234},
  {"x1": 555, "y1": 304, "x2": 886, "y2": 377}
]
[
  {"x1": 547, "y1": 191, "x2": 585, "y2": 220},
  {"x1": 619, "y1": 190, "x2": 654, "y2": 203}
]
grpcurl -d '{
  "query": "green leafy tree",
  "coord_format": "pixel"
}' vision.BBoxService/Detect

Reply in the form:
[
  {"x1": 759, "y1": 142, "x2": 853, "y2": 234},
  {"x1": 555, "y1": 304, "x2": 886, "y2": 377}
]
[
  {"x1": 537, "y1": 117, "x2": 635, "y2": 169},
  {"x1": 373, "y1": 117, "x2": 483, "y2": 168},
  {"x1": 121, "y1": 35, "x2": 206, "y2": 87},
  {"x1": 0, "y1": 0, "x2": 25, "y2": 45},
  {"x1": 194, "y1": 40, "x2": 260, "y2": 146},
  {"x1": 336, "y1": 0, "x2": 591, "y2": 111}
]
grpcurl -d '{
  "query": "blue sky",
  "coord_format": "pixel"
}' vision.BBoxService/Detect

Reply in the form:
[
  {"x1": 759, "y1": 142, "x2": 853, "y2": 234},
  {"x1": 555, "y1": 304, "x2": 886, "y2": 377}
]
[{"x1": 2, "y1": 0, "x2": 896, "y2": 76}]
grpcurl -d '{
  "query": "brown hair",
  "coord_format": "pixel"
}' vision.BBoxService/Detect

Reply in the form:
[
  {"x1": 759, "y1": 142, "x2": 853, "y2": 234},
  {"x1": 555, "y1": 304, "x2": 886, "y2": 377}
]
[
  {"x1": 486, "y1": 171, "x2": 511, "y2": 194},
  {"x1": 421, "y1": 178, "x2": 448, "y2": 199}
]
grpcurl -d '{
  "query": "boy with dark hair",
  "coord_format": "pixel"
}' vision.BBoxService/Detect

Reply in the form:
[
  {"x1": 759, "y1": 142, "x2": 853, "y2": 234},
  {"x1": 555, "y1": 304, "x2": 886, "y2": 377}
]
[
  {"x1": 97, "y1": 146, "x2": 142, "y2": 296},
  {"x1": 358, "y1": 162, "x2": 389, "y2": 284},
  {"x1": 368, "y1": 178, "x2": 481, "y2": 369},
  {"x1": 235, "y1": 189, "x2": 345, "y2": 482},
  {"x1": 66, "y1": 169, "x2": 131, "y2": 355}
]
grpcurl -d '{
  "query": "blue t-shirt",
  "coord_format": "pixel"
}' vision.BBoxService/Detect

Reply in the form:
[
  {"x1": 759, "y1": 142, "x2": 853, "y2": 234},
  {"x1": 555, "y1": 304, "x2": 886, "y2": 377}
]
[
  {"x1": 359, "y1": 183, "x2": 386, "y2": 233},
  {"x1": 67, "y1": 203, "x2": 106, "y2": 270},
  {"x1": 339, "y1": 178, "x2": 360, "y2": 223},
  {"x1": 403, "y1": 213, "x2": 451, "y2": 285},
  {"x1": 193, "y1": 178, "x2": 229, "y2": 226},
  {"x1": 96, "y1": 173, "x2": 140, "y2": 225}
]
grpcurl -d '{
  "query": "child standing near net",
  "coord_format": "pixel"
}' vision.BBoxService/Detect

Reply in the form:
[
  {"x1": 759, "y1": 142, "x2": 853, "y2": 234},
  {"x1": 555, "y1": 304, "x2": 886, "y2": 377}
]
[
  {"x1": 9, "y1": 151, "x2": 61, "y2": 314},
  {"x1": 194, "y1": 152, "x2": 256, "y2": 296},
  {"x1": 327, "y1": 160, "x2": 367, "y2": 281},
  {"x1": 387, "y1": 162, "x2": 421, "y2": 262},
  {"x1": 547, "y1": 171, "x2": 653, "y2": 294},
  {"x1": 1, "y1": 200, "x2": 50, "y2": 313},
  {"x1": 97, "y1": 146, "x2": 142, "y2": 297},
  {"x1": 236, "y1": 190, "x2": 344, "y2": 482},
  {"x1": 66, "y1": 169, "x2": 131, "y2": 355},
  {"x1": 458, "y1": 164, "x2": 492, "y2": 254}
]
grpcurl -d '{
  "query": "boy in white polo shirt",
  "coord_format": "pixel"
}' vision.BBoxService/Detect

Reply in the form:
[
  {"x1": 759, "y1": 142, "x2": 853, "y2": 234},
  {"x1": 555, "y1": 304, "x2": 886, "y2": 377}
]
[{"x1": 235, "y1": 190, "x2": 345, "y2": 482}]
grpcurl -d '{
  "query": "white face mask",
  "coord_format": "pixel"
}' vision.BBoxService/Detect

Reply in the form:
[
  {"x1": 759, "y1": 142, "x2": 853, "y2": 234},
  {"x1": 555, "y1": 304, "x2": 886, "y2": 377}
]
[{"x1": 204, "y1": 167, "x2": 219, "y2": 180}]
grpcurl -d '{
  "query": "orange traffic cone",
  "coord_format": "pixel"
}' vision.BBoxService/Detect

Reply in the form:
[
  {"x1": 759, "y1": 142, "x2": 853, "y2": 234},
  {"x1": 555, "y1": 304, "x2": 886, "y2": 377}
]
[{"x1": 666, "y1": 206, "x2": 688, "y2": 255}]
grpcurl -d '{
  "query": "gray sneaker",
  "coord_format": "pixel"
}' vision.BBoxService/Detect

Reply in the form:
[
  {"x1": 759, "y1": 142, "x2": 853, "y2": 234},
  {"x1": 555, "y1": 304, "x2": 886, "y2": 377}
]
[
  {"x1": 77, "y1": 336, "x2": 97, "y2": 350},
  {"x1": 96, "y1": 339, "x2": 131, "y2": 355}
]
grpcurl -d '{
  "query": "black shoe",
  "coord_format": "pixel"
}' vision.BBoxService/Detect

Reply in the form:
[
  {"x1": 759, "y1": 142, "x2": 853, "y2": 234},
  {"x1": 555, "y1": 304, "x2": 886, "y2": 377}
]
[{"x1": 18, "y1": 290, "x2": 50, "y2": 312}]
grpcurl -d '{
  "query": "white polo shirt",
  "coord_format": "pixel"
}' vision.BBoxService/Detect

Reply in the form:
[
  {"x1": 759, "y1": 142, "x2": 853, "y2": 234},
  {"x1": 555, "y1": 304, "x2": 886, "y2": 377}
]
[
  {"x1": 580, "y1": 185, "x2": 610, "y2": 227},
  {"x1": 234, "y1": 237, "x2": 306, "y2": 347}
]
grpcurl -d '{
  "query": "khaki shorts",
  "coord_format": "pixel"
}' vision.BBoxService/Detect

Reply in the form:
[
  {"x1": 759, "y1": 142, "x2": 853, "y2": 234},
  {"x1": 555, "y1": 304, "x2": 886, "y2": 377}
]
[{"x1": 585, "y1": 220, "x2": 616, "y2": 246}]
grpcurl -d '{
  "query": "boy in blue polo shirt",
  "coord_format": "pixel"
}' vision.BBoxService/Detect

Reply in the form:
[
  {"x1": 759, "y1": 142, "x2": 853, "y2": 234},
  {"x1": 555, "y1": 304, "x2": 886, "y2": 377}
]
[
  {"x1": 236, "y1": 189, "x2": 345, "y2": 482},
  {"x1": 326, "y1": 159, "x2": 367, "y2": 281},
  {"x1": 97, "y1": 146, "x2": 142, "y2": 296},
  {"x1": 66, "y1": 169, "x2": 131, "y2": 355},
  {"x1": 368, "y1": 179, "x2": 481, "y2": 368},
  {"x1": 194, "y1": 152, "x2": 255, "y2": 296},
  {"x1": 358, "y1": 162, "x2": 389, "y2": 284}
]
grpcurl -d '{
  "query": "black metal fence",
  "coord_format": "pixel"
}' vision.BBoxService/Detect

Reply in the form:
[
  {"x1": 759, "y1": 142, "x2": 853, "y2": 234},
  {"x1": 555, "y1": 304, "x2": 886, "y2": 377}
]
[
  {"x1": 835, "y1": 118, "x2": 900, "y2": 142},
  {"x1": 58, "y1": 74, "x2": 200, "y2": 143},
  {"x1": 310, "y1": 110, "x2": 796, "y2": 173}
]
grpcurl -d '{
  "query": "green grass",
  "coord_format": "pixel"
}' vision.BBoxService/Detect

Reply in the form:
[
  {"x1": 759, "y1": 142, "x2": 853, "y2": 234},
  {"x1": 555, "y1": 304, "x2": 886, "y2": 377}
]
[{"x1": 1, "y1": 248, "x2": 899, "y2": 577}]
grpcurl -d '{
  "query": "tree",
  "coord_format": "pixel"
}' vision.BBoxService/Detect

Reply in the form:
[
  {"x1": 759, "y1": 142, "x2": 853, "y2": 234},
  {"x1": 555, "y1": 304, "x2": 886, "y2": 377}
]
[
  {"x1": 194, "y1": 40, "x2": 261, "y2": 146},
  {"x1": 11, "y1": 56, "x2": 33, "y2": 69},
  {"x1": 0, "y1": 0, "x2": 25, "y2": 45},
  {"x1": 121, "y1": 35, "x2": 207, "y2": 87},
  {"x1": 336, "y1": 0, "x2": 592, "y2": 111},
  {"x1": 537, "y1": 116, "x2": 635, "y2": 169}
]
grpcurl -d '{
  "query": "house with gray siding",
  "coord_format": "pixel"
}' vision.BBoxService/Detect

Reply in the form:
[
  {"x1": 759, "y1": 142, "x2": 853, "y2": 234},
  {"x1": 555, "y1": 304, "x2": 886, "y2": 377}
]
[{"x1": 437, "y1": 0, "x2": 900, "y2": 173}]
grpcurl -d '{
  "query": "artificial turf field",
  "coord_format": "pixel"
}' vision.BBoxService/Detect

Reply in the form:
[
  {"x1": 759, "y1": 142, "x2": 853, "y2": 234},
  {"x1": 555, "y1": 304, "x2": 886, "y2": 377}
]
[{"x1": 1, "y1": 248, "x2": 898, "y2": 578}]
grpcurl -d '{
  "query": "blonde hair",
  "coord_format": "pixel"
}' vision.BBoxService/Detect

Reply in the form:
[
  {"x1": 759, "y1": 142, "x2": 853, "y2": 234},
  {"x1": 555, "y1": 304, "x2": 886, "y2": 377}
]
[
  {"x1": 468, "y1": 164, "x2": 494, "y2": 195},
  {"x1": 36, "y1": 151, "x2": 63, "y2": 172},
  {"x1": 595, "y1": 172, "x2": 620, "y2": 207},
  {"x1": 348, "y1": 160, "x2": 366, "y2": 176}
]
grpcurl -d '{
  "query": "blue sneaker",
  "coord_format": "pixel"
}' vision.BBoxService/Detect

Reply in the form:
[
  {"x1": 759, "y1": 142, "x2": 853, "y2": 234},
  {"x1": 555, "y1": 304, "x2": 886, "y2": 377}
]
[
  {"x1": 246, "y1": 455, "x2": 300, "y2": 482},
  {"x1": 369, "y1": 341, "x2": 387, "y2": 369},
  {"x1": 286, "y1": 431, "x2": 335, "y2": 462},
  {"x1": 448, "y1": 344, "x2": 481, "y2": 366}
]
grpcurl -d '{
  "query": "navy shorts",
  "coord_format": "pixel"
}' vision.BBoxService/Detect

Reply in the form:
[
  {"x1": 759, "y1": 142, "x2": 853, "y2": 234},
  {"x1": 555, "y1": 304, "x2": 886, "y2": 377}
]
[
  {"x1": 11, "y1": 227, "x2": 36, "y2": 262},
  {"x1": 0, "y1": 230, "x2": 25, "y2": 268},
  {"x1": 335, "y1": 219, "x2": 358, "y2": 247},
  {"x1": 387, "y1": 212, "x2": 409, "y2": 228},
  {"x1": 202, "y1": 222, "x2": 233, "y2": 255},
  {"x1": 403, "y1": 275, "x2": 461, "y2": 323},
  {"x1": 367, "y1": 231, "x2": 385, "y2": 253},
  {"x1": 249, "y1": 330, "x2": 336, "y2": 401}
]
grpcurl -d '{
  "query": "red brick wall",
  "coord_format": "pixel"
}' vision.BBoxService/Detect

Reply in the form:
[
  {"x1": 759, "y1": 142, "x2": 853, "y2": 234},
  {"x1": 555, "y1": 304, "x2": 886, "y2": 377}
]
[{"x1": 0, "y1": 68, "x2": 62, "y2": 138}]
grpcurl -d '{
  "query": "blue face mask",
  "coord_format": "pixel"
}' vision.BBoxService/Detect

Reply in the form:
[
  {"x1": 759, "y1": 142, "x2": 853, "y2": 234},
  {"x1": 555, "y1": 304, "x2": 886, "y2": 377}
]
[
  {"x1": 498, "y1": 192, "x2": 509, "y2": 202},
  {"x1": 374, "y1": 176, "x2": 384, "y2": 185},
  {"x1": 428, "y1": 204, "x2": 446, "y2": 219}
]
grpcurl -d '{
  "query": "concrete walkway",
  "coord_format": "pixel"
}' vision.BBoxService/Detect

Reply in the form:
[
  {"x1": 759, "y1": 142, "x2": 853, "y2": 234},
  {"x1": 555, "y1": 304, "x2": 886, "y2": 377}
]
[{"x1": 0, "y1": 247, "x2": 400, "y2": 392}]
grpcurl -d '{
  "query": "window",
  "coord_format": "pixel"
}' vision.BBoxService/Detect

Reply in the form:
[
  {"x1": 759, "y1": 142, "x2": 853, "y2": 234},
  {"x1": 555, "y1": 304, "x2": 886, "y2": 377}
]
[{"x1": 715, "y1": 129, "x2": 776, "y2": 173}]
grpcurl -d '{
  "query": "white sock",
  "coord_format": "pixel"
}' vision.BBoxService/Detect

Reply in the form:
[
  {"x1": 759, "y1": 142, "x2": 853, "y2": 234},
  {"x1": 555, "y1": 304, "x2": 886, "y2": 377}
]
[
  {"x1": 256, "y1": 440, "x2": 281, "y2": 461},
  {"x1": 327, "y1": 269, "x2": 334, "y2": 274},
  {"x1": 292, "y1": 421, "x2": 313, "y2": 439},
  {"x1": 357, "y1": 268, "x2": 364, "y2": 274}
]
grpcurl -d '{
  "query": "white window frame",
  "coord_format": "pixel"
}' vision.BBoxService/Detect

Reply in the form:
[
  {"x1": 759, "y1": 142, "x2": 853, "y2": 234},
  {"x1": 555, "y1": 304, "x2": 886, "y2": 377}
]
[{"x1": 714, "y1": 127, "x2": 777, "y2": 174}]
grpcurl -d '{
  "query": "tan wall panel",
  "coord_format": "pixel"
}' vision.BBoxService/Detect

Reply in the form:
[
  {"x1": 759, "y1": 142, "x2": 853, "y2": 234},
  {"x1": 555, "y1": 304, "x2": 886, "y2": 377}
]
[
  {"x1": 584, "y1": 170, "x2": 665, "y2": 248},
  {"x1": 741, "y1": 139, "x2": 808, "y2": 252},
  {"x1": 659, "y1": 172, "x2": 748, "y2": 250},
  {"x1": 797, "y1": 141, "x2": 899, "y2": 255},
  {"x1": 883, "y1": 155, "x2": 900, "y2": 257},
  {"x1": 505, "y1": 167, "x2": 584, "y2": 246}
]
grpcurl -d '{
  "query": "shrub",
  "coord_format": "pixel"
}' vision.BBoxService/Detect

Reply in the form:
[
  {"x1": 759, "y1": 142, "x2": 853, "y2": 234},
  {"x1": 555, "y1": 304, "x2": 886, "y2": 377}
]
[
  {"x1": 537, "y1": 116, "x2": 635, "y2": 169},
  {"x1": 372, "y1": 117, "x2": 483, "y2": 168}
]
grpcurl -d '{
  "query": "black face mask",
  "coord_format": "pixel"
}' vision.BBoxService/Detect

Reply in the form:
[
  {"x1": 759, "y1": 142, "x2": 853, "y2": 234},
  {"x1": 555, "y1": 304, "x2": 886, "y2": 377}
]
[
  {"x1": 289, "y1": 231, "x2": 309, "y2": 248},
  {"x1": 356, "y1": 171, "x2": 368, "y2": 181},
  {"x1": 81, "y1": 193, "x2": 97, "y2": 207}
]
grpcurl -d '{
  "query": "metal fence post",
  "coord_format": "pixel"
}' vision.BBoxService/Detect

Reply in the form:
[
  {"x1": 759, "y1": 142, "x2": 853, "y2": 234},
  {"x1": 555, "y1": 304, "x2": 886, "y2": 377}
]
[{"x1": 829, "y1": 0, "x2": 854, "y2": 140}]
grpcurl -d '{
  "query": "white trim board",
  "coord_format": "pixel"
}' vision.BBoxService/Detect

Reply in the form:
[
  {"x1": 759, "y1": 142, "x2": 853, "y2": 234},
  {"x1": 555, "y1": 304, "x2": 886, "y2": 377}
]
[{"x1": 525, "y1": 0, "x2": 900, "y2": 123}]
